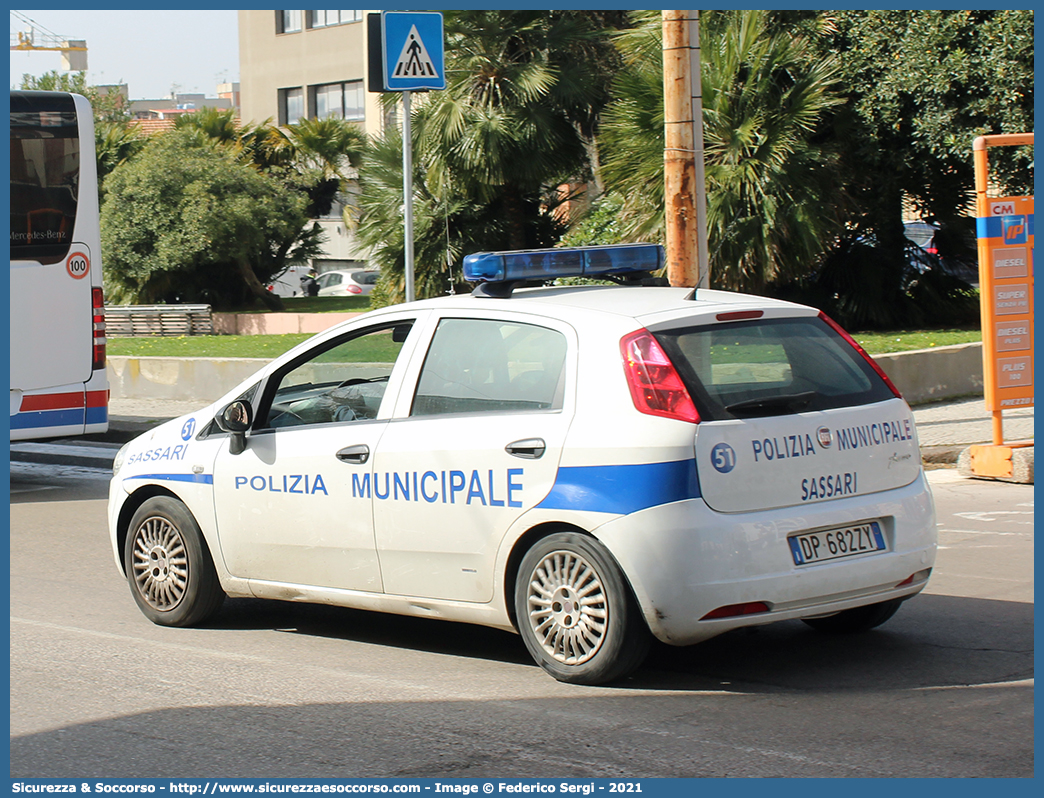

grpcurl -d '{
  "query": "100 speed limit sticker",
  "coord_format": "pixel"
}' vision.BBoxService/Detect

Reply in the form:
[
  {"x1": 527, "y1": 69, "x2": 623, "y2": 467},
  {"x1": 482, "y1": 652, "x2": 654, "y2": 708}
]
[{"x1": 66, "y1": 251, "x2": 90, "y2": 279}]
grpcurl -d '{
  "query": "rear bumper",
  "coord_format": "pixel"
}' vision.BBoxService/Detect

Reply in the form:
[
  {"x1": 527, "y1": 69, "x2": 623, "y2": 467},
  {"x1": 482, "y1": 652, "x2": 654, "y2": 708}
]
[{"x1": 593, "y1": 471, "x2": 937, "y2": 646}]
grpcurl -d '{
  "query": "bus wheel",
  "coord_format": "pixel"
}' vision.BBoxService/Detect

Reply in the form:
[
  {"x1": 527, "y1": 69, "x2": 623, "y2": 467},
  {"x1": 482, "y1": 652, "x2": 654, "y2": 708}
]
[
  {"x1": 515, "y1": 532, "x2": 650, "y2": 685},
  {"x1": 124, "y1": 497, "x2": 224, "y2": 627}
]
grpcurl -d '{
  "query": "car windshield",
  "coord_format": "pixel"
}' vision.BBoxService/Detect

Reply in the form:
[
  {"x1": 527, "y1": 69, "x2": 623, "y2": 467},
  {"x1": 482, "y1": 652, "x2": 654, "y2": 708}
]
[{"x1": 653, "y1": 317, "x2": 895, "y2": 420}]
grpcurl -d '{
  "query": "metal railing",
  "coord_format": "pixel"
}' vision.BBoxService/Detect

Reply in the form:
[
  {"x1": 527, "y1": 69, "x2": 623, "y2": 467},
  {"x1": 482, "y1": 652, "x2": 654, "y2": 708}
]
[{"x1": 104, "y1": 305, "x2": 214, "y2": 337}]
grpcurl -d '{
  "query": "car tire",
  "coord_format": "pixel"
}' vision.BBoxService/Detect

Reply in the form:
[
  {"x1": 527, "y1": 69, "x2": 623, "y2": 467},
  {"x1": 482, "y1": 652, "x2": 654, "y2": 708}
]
[
  {"x1": 801, "y1": 598, "x2": 904, "y2": 634},
  {"x1": 515, "y1": 532, "x2": 650, "y2": 685},
  {"x1": 124, "y1": 496, "x2": 225, "y2": 627}
]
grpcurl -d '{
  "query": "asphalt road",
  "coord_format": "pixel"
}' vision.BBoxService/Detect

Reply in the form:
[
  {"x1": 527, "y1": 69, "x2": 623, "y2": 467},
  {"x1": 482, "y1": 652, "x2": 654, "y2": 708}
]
[{"x1": 9, "y1": 462, "x2": 1033, "y2": 778}]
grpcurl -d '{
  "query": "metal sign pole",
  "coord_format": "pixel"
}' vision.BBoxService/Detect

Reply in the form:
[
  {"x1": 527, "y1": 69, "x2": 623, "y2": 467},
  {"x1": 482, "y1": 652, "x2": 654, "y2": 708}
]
[
  {"x1": 370, "y1": 10, "x2": 443, "y2": 304},
  {"x1": 402, "y1": 89, "x2": 415, "y2": 303},
  {"x1": 689, "y1": 11, "x2": 709, "y2": 289}
]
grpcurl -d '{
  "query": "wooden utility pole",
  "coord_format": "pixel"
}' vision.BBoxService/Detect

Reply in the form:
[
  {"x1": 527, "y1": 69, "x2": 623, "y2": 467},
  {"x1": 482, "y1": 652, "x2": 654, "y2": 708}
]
[{"x1": 662, "y1": 10, "x2": 707, "y2": 287}]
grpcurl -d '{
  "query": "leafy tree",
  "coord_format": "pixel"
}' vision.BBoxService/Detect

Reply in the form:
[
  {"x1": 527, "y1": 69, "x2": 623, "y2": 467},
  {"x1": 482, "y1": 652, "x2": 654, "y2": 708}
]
[
  {"x1": 101, "y1": 130, "x2": 316, "y2": 310},
  {"x1": 787, "y1": 9, "x2": 1033, "y2": 329},
  {"x1": 117, "y1": 110, "x2": 367, "y2": 308},
  {"x1": 827, "y1": 9, "x2": 1033, "y2": 233}
]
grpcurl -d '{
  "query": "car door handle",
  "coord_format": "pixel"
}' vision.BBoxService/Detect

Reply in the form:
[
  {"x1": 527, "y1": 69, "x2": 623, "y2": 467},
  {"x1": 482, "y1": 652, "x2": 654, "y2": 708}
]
[
  {"x1": 505, "y1": 438, "x2": 546, "y2": 459},
  {"x1": 336, "y1": 444, "x2": 370, "y2": 464}
]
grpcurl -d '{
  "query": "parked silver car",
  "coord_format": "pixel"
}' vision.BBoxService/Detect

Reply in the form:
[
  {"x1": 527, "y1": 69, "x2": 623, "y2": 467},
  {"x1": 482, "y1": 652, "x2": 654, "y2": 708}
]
[{"x1": 317, "y1": 269, "x2": 379, "y2": 297}]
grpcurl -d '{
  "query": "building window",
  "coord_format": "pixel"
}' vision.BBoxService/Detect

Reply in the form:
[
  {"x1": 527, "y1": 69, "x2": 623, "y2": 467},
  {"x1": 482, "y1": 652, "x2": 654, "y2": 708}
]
[
  {"x1": 308, "y1": 11, "x2": 362, "y2": 29},
  {"x1": 310, "y1": 80, "x2": 364, "y2": 122},
  {"x1": 279, "y1": 87, "x2": 305, "y2": 126},
  {"x1": 277, "y1": 10, "x2": 303, "y2": 34}
]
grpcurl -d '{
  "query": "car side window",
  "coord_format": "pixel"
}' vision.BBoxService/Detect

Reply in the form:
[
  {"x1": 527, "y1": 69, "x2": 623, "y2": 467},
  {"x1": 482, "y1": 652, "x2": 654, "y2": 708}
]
[
  {"x1": 261, "y1": 322, "x2": 413, "y2": 429},
  {"x1": 412, "y1": 318, "x2": 567, "y2": 416}
]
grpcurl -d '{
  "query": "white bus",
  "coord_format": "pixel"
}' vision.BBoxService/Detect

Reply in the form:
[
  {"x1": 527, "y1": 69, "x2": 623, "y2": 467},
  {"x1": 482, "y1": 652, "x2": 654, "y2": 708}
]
[{"x1": 10, "y1": 91, "x2": 108, "y2": 440}]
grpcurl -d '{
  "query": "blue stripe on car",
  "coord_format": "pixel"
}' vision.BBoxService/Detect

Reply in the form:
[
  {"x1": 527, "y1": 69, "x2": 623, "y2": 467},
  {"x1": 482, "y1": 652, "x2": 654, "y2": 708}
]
[
  {"x1": 536, "y1": 460, "x2": 700, "y2": 515},
  {"x1": 126, "y1": 473, "x2": 214, "y2": 485}
]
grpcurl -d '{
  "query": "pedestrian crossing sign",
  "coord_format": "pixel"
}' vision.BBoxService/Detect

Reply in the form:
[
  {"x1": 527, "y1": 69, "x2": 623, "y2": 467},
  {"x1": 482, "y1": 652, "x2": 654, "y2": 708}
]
[{"x1": 380, "y1": 11, "x2": 445, "y2": 92}]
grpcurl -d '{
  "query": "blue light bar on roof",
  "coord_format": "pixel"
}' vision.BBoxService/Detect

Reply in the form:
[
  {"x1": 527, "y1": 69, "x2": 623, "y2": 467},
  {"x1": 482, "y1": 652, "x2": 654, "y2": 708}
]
[{"x1": 463, "y1": 244, "x2": 665, "y2": 283}]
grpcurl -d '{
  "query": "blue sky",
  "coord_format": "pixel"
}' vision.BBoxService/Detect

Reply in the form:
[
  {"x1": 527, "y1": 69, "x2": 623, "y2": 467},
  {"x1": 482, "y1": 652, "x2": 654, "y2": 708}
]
[{"x1": 9, "y1": 9, "x2": 239, "y2": 100}]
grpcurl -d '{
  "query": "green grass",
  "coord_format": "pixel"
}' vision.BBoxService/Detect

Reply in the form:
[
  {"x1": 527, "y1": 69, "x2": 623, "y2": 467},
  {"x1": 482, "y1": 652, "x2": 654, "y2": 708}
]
[
  {"x1": 108, "y1": 334, "x2": 314, "y2": 359},
  {"x1": 851, "y1": 328, "x2": 982, "y2": 354},
  {"x1": 108, "y1": 327, "x2": 984, "y2": 360}
]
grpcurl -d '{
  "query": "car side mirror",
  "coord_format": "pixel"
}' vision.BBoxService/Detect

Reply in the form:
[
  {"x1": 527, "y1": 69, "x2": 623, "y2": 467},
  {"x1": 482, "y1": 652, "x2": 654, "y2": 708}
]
[{"x1": 216, "y1": 400, "x2": 253, "y2": 455}]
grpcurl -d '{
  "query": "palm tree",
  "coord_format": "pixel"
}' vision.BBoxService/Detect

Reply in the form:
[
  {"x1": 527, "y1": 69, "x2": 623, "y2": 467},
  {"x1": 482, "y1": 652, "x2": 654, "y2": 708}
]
[
  {"x1": 173, "y1": 106, "x2": 240, "y2": 144},
  {"x1": 595, "y1": 13, "x2": 666, "y2": 243},
  {"x1": 282, "y1": 116, "x2": 367, "y2": 218},
  {"x1": 354, "y1": 127, "x2": 568, "y2": 306},
  {"x1": 598, "y1": 10, "x2": 847, "y2": 292},
  {"x1": 355, "y1": 10, "x2": 622, "y2": 304},
  {"x1": 95, "y1": 118, "x2": 146, "y2": 189}
]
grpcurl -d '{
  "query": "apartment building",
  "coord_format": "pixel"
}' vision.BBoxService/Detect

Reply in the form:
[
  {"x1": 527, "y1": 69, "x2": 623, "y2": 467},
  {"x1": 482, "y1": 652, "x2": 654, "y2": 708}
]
[{"x1": 238, "y1": 10, "x2": 388, "y2": 273}]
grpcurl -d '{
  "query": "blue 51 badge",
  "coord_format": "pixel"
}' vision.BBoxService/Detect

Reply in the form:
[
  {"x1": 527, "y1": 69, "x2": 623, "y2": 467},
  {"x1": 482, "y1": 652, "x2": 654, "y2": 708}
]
[{"x1": 710, "y1": 442, "x2": 736, "y2": 473}]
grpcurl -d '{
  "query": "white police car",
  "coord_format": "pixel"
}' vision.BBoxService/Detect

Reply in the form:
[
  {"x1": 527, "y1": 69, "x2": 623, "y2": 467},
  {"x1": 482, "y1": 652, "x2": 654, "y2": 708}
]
[{"x1": 109, "y1": 244, "x2": 937, "y2": 685}]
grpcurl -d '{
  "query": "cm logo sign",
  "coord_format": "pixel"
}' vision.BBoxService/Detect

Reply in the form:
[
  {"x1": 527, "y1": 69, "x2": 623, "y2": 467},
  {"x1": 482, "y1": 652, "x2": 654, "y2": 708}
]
[{"x1": 65, "y1": 251, "x2": 90, "y2": 279}]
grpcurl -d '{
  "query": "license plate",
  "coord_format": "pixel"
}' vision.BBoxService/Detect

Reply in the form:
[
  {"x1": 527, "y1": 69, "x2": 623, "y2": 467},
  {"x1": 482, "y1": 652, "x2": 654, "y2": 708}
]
[{"x1": 788, "y1": 521, "x2": 885, "y2": 566}]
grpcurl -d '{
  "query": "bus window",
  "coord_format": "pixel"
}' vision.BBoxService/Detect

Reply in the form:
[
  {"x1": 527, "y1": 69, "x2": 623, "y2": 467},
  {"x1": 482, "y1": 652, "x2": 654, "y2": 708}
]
[{"x1": 10, "y1": 93, "x2": 80, "y2": 266}]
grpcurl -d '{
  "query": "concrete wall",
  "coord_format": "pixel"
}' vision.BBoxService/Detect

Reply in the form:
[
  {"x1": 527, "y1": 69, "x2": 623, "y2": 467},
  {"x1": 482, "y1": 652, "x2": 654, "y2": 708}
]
[
  {"x1": 873, "y1": 342, "x2": 983, "y2": 405},
  {"x1": 212, "y1": 311, "x2": 363, "y2": 335},
  {"x1": 108, "y1": 357, "x2": 268, "y2": 404},
  {"x1": 107, "y1": 342, "x2": 987, "y2": 408}
]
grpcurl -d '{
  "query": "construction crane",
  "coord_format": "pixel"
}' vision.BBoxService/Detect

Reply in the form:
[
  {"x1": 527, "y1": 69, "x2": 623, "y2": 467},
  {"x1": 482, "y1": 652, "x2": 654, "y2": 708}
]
[{"x1": 10, "y1": 10, "x2": 87, "y2": 70}]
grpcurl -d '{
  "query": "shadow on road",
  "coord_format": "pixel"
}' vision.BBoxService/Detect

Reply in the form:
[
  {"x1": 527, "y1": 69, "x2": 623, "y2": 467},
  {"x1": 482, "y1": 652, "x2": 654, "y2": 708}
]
[
  {"x1": 11, "y1": 595, "x2": 1033, "y2": 778},
  {"x1": 197, "y1": 590, "x2": 1031, "y2": 694}
]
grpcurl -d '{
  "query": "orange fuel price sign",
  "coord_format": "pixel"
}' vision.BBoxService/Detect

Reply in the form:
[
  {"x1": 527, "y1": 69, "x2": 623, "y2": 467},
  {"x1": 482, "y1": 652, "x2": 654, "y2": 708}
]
[{"x1": 973, "y1": 134, "x2": 1034, "y2": 446}]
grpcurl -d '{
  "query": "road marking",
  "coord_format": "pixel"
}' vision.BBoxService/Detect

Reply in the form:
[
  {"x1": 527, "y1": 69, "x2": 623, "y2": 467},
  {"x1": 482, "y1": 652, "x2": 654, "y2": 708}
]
[
  {"x1": 912, "y1": 678, "x2": 1033, "y2": 692},
  {"x1": 10, "y1": 461, "x2": 111, "y2": 481},
  {"x1": 939, "y1": 527, "x2": 1033, "y2": 537},
  {"x1": 11, "y1": 441, "x2": 119, "y2": 457},
  {"x1": 926, "y1": 470, "x2": 966, "y2": 484},
  {"x1": 631, "y1": 725, "x2": 892, "y2": 775},
  {"x1": 9, "y1": 484, "x2": 61, "y2": 495}
]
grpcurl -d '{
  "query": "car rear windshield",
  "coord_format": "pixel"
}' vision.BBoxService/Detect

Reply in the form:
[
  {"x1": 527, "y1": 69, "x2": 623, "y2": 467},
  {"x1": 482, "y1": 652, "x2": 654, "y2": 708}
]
[{"x1": 652, "y1": 316, "x2": 895, "y2": 421}]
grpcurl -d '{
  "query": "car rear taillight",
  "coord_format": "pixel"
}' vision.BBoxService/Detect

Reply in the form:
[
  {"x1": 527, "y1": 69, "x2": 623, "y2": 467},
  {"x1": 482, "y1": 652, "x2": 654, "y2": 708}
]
[
  {"x1": 92, "y1": 287, "x2": 106, "y2": 370},
  {"x1": 701, "y1": 602, "x2": 770, "y2": 620},
  {"x1": 347, "y1": 285, "x2": 362, "y2": 294},
  {"x1": 896, "y1": 568, "x2": 932, "y2": 587},
  {"x1": 818, "y1": 311, "x2": 902, "y2": 398},
  {"x1": 620, "y1": 329, "x2": 699, "y2": 423}
]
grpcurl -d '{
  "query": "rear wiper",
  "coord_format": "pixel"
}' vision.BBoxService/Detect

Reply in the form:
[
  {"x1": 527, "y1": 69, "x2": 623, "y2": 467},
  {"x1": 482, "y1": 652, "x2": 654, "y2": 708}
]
[{"x1": 726, "y1": 391, "x2": 816, "y2": 416}]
